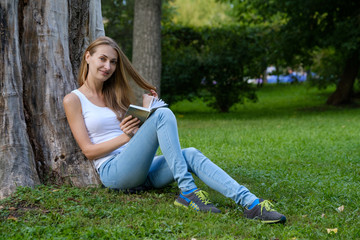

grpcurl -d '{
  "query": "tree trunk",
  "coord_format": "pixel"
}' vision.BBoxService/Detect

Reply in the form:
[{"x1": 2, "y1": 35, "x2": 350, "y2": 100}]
[
  {"x1": 0, "y1": 0, "x2": 104, "y2": 200},
  {"x1": 132, "y1": 0, "x2": 162, "y2": 104},
  {"x1": 326, "y1": 51, "x2": 360, "y2": 105},
  {"x1": 0, "y1": 0, "x2": 40, "y2": 200}
]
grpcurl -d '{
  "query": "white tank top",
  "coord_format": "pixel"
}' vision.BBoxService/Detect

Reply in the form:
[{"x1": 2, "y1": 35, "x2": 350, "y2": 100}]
[{"x1": 72, "y1": 89, "x2": 127, "y2": 170}]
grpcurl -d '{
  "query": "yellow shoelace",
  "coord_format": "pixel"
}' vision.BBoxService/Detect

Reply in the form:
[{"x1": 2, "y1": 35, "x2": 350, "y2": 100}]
[
  {"x1": 195, "y1": 190, "x2": 212, "y2": 205},
  {"x1": 259, "y1": 200, "x2": 275, "y2": 215}
]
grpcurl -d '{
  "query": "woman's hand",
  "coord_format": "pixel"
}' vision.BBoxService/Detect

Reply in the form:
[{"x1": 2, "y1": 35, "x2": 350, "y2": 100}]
[
  {"x1": 120, "y1": 115, "x2": 140, "y2": 139},
  {"x1": 142, "y1": 90, "x2": 158, "y2": 108},
  {"x1": 149, "y1": 89, "x2": 158, "y2": 99}
]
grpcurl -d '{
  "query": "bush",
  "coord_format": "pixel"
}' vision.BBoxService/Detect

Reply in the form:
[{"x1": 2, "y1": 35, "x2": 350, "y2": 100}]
[
  {"x1": 161, "y1": 27, "x2": 204, "y2": 104},
  {"x1": 161, "y1": 25, "x2": 261, "y2": 112},
  {"x1": 200, "y1": 27, "x2": 258, "y2": 112}
]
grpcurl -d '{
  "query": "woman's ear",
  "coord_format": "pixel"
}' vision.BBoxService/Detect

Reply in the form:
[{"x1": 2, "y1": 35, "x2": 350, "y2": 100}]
[{"x1": 85, "y1": 51, "x2": 90, "y2": 64}]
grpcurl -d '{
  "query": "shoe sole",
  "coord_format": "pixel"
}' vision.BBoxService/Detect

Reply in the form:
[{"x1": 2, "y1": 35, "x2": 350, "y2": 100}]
[
  {"x1": 174, "y1": 200, "x2": 190, "y2": 210},
  {"x1": 260, "y1": 216, "x2": 287, "y2": 224},
  {"x1": 174, "y1": 199, "x2": 221, "y2": 213}
]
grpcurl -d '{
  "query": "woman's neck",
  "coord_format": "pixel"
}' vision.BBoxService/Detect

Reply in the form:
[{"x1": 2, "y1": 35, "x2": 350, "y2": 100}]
[{"x1": 83, "y1": 78, "x2": 103, "y2": 96}]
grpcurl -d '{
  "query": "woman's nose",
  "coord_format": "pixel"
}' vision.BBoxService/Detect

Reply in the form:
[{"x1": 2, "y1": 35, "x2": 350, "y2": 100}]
[{"x1": 104, "y1": 61, "x2": 111, "y2": 70}]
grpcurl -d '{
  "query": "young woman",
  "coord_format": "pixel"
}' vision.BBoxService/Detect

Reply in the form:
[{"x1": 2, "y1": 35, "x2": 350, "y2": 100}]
[{"x1": 63, "y1": 36, "x2": 286, "y2": 224}]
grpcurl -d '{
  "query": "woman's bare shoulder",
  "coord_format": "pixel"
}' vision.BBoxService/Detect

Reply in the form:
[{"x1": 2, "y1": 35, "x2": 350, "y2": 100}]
[
  {"x1": 63, "y1": 92, "x2": 80, "y2": 108},
  {"x1": 63, "y1": 92, "x2": 81, "y2": 109}
]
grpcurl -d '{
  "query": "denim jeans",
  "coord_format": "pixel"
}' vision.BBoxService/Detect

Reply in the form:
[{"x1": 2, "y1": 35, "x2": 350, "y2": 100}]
[{"x1": 98, "y1": 108, "x2": 257, "y2": 207}]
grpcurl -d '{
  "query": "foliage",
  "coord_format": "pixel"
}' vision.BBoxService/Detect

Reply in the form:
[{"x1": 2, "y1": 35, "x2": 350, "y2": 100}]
[
  {"x1": 101, "y1": 0, "x2": 135, "y2": 58},
  {"x1": 169, "y1": 0, "x2": 234, "y2": 27},
  {"x1": 162, "y1": 25, "x2": 264, "y2": 112},
  {"x1": 1, "y1": 85, "x2": 360, "y2": 239},
  {"x1": 200, "y1": 27, "x2": 259, "y2": 112},
  {"x1": 226, "y1": 0, "x2": 360, "y2": 92},
  {"x1": 161, "y1": 26, "x2": 204, "y2": 105},
  {"x1": 230, "y1": 0, "x2": 360, "y2": 55},
  {"x1": 307, "y1": 47, "x2": 344, "y2": 89}
]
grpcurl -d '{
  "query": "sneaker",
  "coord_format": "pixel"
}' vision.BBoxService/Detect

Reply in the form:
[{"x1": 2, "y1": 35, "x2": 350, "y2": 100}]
[
  {"x1": 174, "y1": 189, "x2": 221, "y2": 213},
  {"x1": 244, "y1": 199, "x2": 286, "y2": 224}
]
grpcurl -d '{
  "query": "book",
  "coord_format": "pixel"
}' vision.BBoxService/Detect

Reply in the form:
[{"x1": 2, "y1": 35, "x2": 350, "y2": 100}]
[{"x1": 124, "y1": 97, "x2": 168, "y2": 125}]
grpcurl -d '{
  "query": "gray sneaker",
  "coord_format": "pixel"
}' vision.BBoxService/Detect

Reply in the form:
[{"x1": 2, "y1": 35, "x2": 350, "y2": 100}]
[
  {"x1": 244, "y1": 199, "x2": 286, "y2": 224},
  {"x1": 174, "y1": 189, "x2": 221, "y2": 213}
]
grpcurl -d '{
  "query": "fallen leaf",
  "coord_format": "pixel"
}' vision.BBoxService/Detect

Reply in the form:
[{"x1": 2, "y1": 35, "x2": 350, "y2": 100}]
[
  {"x1": 302, "y1": 215, "x2": 307, "y2": 218},
  {"x1": 7, "y1": 216, "x2": 18, "y2": 221},
  {"x1": 289, "y1": 238, "x2": 297, "y2": 240},
  {"x1": 337, "y1": 205, "x2": 344, "y2": 212},
  {"x1": 327, "y1": 228, "x2": 338, "y2": 234},
  {"x1": 321, "y1": 213, "x2": 326, "y2": 218},
  {"x1": 9, "y1": 207, "x2": 17, "y2": 211},
  {"x1": 0, "y1": 205, "x2": 4, "y2": 210},
  {"x1": 52, "y1": 189, "x2": 60, "y2": 192}
]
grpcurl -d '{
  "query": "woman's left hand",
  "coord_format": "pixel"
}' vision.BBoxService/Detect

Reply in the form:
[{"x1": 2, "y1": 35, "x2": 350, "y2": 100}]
[
  {"x1": 142, "y1": 90, "x2": 158, "y2": 108},
  {"x1": 149, "y1": 89, "x2": 158, "y2": 99}
]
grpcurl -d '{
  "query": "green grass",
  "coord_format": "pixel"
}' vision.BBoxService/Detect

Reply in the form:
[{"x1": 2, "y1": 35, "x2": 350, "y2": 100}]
[{"x1": 1, "y1": 84, "x2": 360, "y2": 239}]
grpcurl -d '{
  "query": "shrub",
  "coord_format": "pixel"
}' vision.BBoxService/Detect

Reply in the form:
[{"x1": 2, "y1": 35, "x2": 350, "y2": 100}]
[
  {"x1": 161, "y1": 25, "x2": 259, "y2": 112},
  {"x1": 200, "y1": 27, "x2": 258, "y2": 112},
  {"x1": 161, "y1": 26, "x2": 204, "y2": 104}
]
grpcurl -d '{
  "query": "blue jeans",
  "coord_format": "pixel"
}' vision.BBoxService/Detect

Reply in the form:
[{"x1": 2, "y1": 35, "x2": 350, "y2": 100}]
[{"x1": 98, "y1": 108, "x2": 257, "y2": 207}]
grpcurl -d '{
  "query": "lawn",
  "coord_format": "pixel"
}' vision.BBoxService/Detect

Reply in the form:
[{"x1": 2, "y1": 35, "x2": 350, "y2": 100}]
[{"x1": 1, "y1": 84, "x2": 359, "y2": 239}]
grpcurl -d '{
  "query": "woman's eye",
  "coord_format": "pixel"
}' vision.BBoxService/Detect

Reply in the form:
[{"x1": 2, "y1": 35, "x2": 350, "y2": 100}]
[
  {"x1": 111, "y1": 61, "x2": 117, "y2": 65},
  {"x1": 100, "y1": 57, "x2": 106, "y2": 61}
]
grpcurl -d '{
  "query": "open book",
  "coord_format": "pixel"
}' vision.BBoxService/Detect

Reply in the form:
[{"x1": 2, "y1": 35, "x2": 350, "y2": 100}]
[{"x1": 124, "y1": 98, "x2": 168, "y2": 125}]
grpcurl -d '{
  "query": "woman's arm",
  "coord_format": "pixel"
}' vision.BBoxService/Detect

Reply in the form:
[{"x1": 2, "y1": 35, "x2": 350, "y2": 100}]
[{"x1": 63, "y1": 92, "x2": 134, "y2": 160}]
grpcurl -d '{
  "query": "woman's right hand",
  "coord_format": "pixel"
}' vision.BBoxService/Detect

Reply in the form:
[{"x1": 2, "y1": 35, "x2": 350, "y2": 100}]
[{"x1": 120, "y1": 115, "x2": 140, "y2": 138}]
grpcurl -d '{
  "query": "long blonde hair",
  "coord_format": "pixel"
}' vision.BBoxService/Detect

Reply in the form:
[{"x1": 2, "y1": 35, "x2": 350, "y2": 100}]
[{"x1": 78, "y1": 36, "x2": 156, "y2": 119}]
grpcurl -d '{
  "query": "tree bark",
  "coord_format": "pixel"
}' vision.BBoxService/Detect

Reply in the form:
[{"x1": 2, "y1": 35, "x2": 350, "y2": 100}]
[
  {"x1": 326, "y1": 51, "x2": 360, "y2": 105},
  {"x1": 132, "y1": 0, "x2": 162, "y2": 104},
  {"x1": 0, "y1": 0, "x2": 40, "y2": 200},
  {"x1": 0, "y1": 0, "x2": 104, "y2": 199}
]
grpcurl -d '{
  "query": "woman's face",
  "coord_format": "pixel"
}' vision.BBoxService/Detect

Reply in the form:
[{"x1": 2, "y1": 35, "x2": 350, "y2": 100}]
[{"x1": 85, "y1": 44, "x2": 118, "y2": 82}]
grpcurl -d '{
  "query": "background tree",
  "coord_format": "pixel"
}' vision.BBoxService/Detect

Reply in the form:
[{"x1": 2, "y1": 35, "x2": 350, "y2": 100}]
[
  {"x1": 229, "y1": 0, "x2": 360, "y2": 105},
  {"x1": 102, "y1": 0, "x2": 135, "y2": 58},
  {"x1": 0, "y1": 0, "x2": 103, "y2": 199},
  {"x1": 131, "y1": 0, "x2": 162, "y2": 103}
]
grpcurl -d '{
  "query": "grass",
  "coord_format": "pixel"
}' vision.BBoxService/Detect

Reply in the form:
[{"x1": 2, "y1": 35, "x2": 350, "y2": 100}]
[{"x1": 1, "y1": 84, "x2": 360, "y2": 239}]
